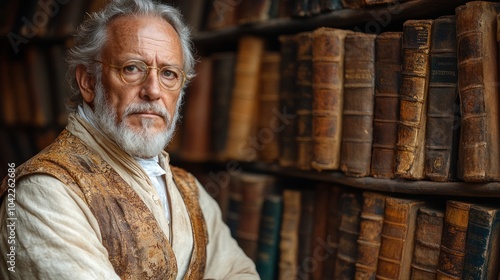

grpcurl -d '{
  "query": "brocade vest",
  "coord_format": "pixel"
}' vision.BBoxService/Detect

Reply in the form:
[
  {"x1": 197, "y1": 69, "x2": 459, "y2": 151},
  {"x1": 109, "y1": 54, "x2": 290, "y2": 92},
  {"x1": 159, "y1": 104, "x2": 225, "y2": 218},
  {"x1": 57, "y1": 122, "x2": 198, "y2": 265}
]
[{"x1": 0, "y1": 129, "x2": 208, "y2": 279}]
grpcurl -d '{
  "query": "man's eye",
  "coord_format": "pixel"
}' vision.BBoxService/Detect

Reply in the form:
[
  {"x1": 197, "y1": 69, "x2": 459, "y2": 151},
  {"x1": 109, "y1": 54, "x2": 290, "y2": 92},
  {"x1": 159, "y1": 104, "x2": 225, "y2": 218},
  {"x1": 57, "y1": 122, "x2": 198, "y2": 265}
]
[
  {"x1": 161, "y1": 69, "x2": 178, "y2": 80},
  {"x1": 123, "y1": 65, "x2": 140, "y2": 74}
]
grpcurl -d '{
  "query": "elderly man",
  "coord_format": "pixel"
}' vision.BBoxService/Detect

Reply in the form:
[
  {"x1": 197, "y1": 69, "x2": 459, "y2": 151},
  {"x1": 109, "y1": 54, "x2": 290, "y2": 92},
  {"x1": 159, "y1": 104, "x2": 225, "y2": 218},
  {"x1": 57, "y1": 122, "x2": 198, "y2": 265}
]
[{"x1": 0, "y1": 0, "x2": 259, "y2": 279}]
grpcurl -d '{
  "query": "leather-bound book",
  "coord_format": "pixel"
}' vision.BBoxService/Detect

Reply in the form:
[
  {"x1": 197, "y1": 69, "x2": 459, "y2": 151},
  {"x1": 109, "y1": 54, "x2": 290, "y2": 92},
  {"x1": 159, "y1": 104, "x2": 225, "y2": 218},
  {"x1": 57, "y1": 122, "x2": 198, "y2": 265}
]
[
  {"x1": 456, "y1": 1, "x2": 500, "y2": 182},
  {"x1": 278, "y1": 35, "x2": 298, "y2": 167},
  {"x1": 322, "y1": 185, "x2": 344, "y2": 279},
  {"x1": 463, "y1": 204, "x2": 500, "y2": 280},
  {"x1": 238, "y1": 0, "x2": 273, "y2": 24},
  {"x1": 341, "y1": 0, "x2": 363, "y2": 9},
  {"x1": 295, "y1": 31, "x2": 314, "y2": 170},
  {"x1": 376, "y1": 197, "x2": 425, "y2": 279},
  {"x1": 354, "y1": 191, "x2": 387, "y2": 280},
  {"x1": 225, "y1": 36, "x2": 265, "y2": 161},
  {"x1": 308, "y1": 184, "x2": 331, "y2": 280},
  {"x1": 204, "y1": 0, "x2": 238, "y2": 30},
  {"x1": 370, "y1": 32, "x2": 403, "y2": 179},
  {"x1": 340, "y1": 32, "x2": 377, "y2": 177},
  {"x1": 436, "y1": 200, "x2": 473, "y2": 280},
  {"x1": 410, "y1": 206, "x2": 445, "y2": 279},
  {"x1": 256, "y1": 193, "x2": 283, "y2": 280},
  {"x1": 236, "y1": 173, "x2": 276, "y2": 261},
  {"x1": 257, "y1": 52, "x2": 281, "y2": 163},
  {"x1": 310, "y1": 27, "x2": 349, "y2": 171},
  {"x1": 279, "y1": 189, "x2": 302, "y2": 279},
  {"x1": 210, "y1": 52, "x2": 237, "y2": 161},
  {"x1": 424, "y1": 15, "x2": 461, "y2": 182},
  {"x1": 297, "y1": 189, "x2": 316, "y2": 280},
  {"x1": 335, "y1": 191, "x2": 363, "y2": 279},
  {"x1": 181, "y1": 56, "x2": 213, "y2": 162},
  {"x1": 394, "y1": 19, "x2": 434, "y2": 180}
]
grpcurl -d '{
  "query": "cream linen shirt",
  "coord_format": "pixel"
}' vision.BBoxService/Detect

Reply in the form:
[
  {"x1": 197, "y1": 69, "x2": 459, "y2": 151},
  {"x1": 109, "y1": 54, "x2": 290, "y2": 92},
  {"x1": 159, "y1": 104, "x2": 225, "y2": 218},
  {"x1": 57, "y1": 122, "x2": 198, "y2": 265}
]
[{"x1": 0, "y1": 112, "x2": 258, "y2": 280}]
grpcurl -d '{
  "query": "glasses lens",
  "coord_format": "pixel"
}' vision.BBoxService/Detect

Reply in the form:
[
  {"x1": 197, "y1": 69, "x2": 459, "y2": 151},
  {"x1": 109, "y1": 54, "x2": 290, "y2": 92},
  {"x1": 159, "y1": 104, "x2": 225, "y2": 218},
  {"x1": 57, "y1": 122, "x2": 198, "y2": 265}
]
[
  {"x1": 159, "y1": 66, "x2": 183, "y2": 90},
  {"x1": 120, "y1": 61, "x2": 147, "y2": 84}
]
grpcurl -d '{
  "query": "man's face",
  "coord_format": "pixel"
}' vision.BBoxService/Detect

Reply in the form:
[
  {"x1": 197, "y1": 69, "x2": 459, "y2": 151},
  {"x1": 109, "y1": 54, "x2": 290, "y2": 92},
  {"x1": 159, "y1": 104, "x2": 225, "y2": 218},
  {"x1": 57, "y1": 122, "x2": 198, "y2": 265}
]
[{"x1": 93, "y1": 15, "x2": 184, "y2": 158}]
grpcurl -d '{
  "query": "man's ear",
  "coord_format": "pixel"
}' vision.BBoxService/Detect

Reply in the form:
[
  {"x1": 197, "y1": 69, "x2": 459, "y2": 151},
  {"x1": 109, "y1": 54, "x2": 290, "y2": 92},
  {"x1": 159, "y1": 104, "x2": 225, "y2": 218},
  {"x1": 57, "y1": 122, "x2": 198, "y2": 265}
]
[{"x1": 75, "y1": 65, "x2": 95, "y2": 103}]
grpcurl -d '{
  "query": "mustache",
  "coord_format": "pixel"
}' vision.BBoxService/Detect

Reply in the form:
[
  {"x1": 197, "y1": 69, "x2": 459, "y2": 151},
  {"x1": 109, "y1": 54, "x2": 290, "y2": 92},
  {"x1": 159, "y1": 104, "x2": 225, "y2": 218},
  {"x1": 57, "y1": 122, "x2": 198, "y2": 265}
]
[{"x1": 123, "y1": 103, "x2": 170, "y2": 122}]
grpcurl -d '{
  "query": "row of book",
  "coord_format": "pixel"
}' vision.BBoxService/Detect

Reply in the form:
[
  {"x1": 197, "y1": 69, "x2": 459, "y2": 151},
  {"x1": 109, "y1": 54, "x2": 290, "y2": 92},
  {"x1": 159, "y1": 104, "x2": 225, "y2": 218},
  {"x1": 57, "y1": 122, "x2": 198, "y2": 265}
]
[
  {"x1": 172, "y1": 1, "x2": 500, "y2": 184},
  {"x1": 199, "y1": 170, "x2": 500, "y2": 280}
]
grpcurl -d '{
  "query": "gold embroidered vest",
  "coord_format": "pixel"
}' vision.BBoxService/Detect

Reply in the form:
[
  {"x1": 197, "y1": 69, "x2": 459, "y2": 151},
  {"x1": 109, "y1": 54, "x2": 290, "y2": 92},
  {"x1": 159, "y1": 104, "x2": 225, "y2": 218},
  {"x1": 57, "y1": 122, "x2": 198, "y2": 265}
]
[{"x1": 0, "y1": 129, "x2": 208, "y2": 279}]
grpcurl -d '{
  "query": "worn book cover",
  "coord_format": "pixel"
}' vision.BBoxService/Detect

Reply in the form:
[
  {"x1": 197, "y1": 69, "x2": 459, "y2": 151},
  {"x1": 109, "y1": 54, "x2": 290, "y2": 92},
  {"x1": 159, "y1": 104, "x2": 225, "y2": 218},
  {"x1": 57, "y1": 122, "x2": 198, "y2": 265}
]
[{"x1": 279, "y1": 189, "x2": 302, "y2": 279}]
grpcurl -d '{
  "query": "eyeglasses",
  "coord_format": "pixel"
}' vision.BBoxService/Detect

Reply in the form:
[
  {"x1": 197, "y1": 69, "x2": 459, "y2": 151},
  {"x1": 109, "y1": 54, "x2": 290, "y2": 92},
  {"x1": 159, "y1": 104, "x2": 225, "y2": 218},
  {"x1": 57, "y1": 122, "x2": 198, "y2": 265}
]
[{"x1": 95, "y1": 59, "x2": 187, "y2": 91}]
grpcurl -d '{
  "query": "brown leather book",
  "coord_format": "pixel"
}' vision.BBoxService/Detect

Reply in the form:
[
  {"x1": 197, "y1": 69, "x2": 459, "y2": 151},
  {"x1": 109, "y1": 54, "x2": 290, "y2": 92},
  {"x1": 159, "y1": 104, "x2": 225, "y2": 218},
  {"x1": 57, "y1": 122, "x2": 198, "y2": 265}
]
[
  {"x1": 278, "y1": 35, "x2": 298, "y2": 168},
  {"x1": 257, "y1": 52, "x2": 281, "y2": 163},
  {"x1": 238, "y1": 0, "x2": 273, "y2": 24},
  {"x1": 340, "y1": 32, "x2": 377, "y2": 177},
  {"x1": 424, "y1": 15, "x2": 460, "y2": 182},
  {"x1": 308, "y1": 184, "x2": 331, "y2": 280},
  {"x1": 322, "y1": 185, "x2": 344, "y2": 279},
  {"x1": 354, "y1": 191, "x2": 387, "y2": 280},
  {"x1": 224, "y1": 36, "x2": 265, "y2": 161},
  {"x1": 236, "y1": 173, "x2": 276, "y2": 261},
  {"x1": 279, "y1": 189, "x2": 302, "y2": 279},
  {"x1": 297, "y1": 189, "x2": 316, "y2": 280},
  {"x1": 181, "y1": 56, "x2": 213, "y2": 162},
  {"x1": 394, "y1": 19, "x2": 434, "y2": 180},
  {"x1": 204, "y1": 0, "x2": 238, "y2": 30},
  {"x1": 335, "y1": 191, "x2": 363, "y2": 279},
  {"x1": 410, "y1": 206, "x2": 445, "y2": 279},
  {"x1": 310, "y1": 27, "x2": 349, "y2": 171},
  {"x1": 456, "y1": 1, "x2": 500, "y2": 182},
  {"x1": 210, "y1": 52, "x2": 237, "y2": 161},
  {"x1": 436, "y1": 200, "x2": 473, "y2": 280},
  {"x1": 295, "y1": 31, "x2": 314, "y2": 170},
  {"x1": 341, "y1": 0, "x2": 364, "y2": 9},
  {"x1": 370, "y1": 32, "x2": 402, "y2": 179},
  {"x1": 376, "y1": 197, "x2": 425, "y2": 279}
]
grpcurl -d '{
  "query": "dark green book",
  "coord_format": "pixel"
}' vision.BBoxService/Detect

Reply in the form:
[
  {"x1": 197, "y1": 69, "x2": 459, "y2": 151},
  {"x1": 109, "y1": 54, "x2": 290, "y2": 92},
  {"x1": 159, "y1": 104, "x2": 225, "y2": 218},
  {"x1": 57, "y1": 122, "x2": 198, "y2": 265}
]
[
  {"x1": 256, "y1": 194, "x2": 283, "y2": 280},
  {"x1": 463, "y1": 204, "x2": 500, "y2": 279}
]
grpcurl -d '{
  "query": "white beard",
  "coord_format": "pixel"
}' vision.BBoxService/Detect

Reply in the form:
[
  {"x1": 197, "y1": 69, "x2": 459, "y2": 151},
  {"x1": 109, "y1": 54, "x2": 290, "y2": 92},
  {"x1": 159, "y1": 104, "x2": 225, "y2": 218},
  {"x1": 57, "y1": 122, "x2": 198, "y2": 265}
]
[{"x1": 93, "y1": 81, "x2": 179, "y2": 158}]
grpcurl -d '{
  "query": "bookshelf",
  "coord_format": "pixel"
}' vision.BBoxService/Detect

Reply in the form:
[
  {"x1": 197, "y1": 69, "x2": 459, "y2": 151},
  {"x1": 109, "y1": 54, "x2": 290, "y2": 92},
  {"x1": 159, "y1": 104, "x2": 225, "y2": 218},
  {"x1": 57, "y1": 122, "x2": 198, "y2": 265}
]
[{"x1": 2, "y1": 0, "x2": 500, "y2": 279}]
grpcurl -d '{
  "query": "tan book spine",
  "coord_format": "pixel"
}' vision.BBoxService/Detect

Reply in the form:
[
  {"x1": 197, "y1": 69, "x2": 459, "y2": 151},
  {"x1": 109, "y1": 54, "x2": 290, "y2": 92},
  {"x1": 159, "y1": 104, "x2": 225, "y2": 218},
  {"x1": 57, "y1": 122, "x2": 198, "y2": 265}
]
[
  {"x1": 376, "y1": 197, "x2": 425, "y2": 279},
  {"x1": 257, "y1": 52, "x2": 281, "y2": 163},
  {"x1": 395, "y1": 19, "x2": 434, "y2": 180},
  {"x1": 310, "y1": 27, "x2": 348, "y2": 171},
  {"x1": 295, "y1": 32, "x2": 314, "y2": 170},
  {"x1": 225, "y1": 36, "x2": 265, "y2": 161},
  {"x1": 340, "y1": 32, "x2": 377, "y2": 177},
  {"x1": 354, "y1": 191, "x2": 386, "y2": 279},
  {"x1": 279, "y1": 189, "x2": 302, "y2": 279},
  {"x1": 410, "y1": 206, "x2": 445, "y2": 279},
  {"x1": 436, "y1": 200, "x2": 473, "y2": 280},
  {"x1": 456, "y1": 1, "x2": 500, "y2": 182},
  {"x1": 370, "y1": 32, "x2": 403, "y2": 179}
]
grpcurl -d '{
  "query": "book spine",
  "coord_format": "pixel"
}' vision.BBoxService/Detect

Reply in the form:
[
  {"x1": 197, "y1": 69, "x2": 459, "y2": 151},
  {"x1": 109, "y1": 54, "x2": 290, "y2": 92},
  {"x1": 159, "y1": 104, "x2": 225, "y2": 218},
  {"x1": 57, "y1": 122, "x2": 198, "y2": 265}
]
[
  {"x1": 210, "y1": 52, "x2": 237, "y2": 161},
  {"x1": 256, "y1": 195, "x2": 283, "y2": 280},
  {"x1": 322, "y1": 185, "x2": 344, "y2": 279},
  {"x1": 225, "y1": 36, "x2": 265, "y2": 161},
  {"x1": 297, "y1": 189, "x2": 316, "y2": 280},
  {"x1": 278, "y1": 35, "x2": 298, "y2": 167},
  {"x1": 310, "y1": 27, "x2": 348, "y2": 171},
  {"x1": 424, "y1": 15, "x2": 460, "y2": 182},
  {"x1": 295, "y1": 32, "x2": 314, "y2": 170},
  {"x1": 257, "y1": 52, "x2": 281, "y2": 163},
  {"x1": 340, "y1": 32, "x2": 377, "y2": 177},
  {"x1": 279, "y1": 189, "x2": 302, "y2": 279},
  {"x1": 354, "y1": 191, "x2": 386, "y2": 280},
  {"x1": 395, "y1": 19, "x2": 434, "y2": 180},
  {"x1": 410, "y1": 207, "x2": 445, "y2": 279},
  {"x1": 455, "y1": 1, "x2": 500, "y2": 182},
  {"x1": 436, "y1": 200, "x2": 473, "y2": 280},
  {"x1": 376, "y1": 197, "x2": 425, "y2": 279},
  {"x1": 370, "y1": 32, "x2": 403, "y2": 179},
  {"x1": 463, "y1": 205, "x2": 500, "y2": 280},
  {"x1": 334, "y1": 192, "x2": 362, "y2": 279}
]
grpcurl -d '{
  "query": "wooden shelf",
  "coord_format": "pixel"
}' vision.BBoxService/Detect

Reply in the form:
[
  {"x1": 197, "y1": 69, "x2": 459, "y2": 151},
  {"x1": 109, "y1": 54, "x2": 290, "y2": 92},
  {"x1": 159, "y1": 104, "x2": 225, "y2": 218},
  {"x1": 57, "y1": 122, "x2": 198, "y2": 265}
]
[
  {"x1": 193, "y1": 0, "x2": 467, "y2": 48},
  {"x1": 241, "y1": 162, "x2": 500, "y2": 198}
]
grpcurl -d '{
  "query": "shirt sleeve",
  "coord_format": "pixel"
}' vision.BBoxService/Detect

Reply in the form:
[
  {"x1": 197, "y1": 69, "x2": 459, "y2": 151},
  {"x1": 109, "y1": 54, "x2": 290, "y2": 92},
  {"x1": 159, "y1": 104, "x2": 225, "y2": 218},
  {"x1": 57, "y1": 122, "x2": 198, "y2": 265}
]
[
  {"x1": 196, "y1": 180, "x2": 260, "y2": 280},
  {"x1": 0, "y1": 175, "x2": 120, "y2": 280}
]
